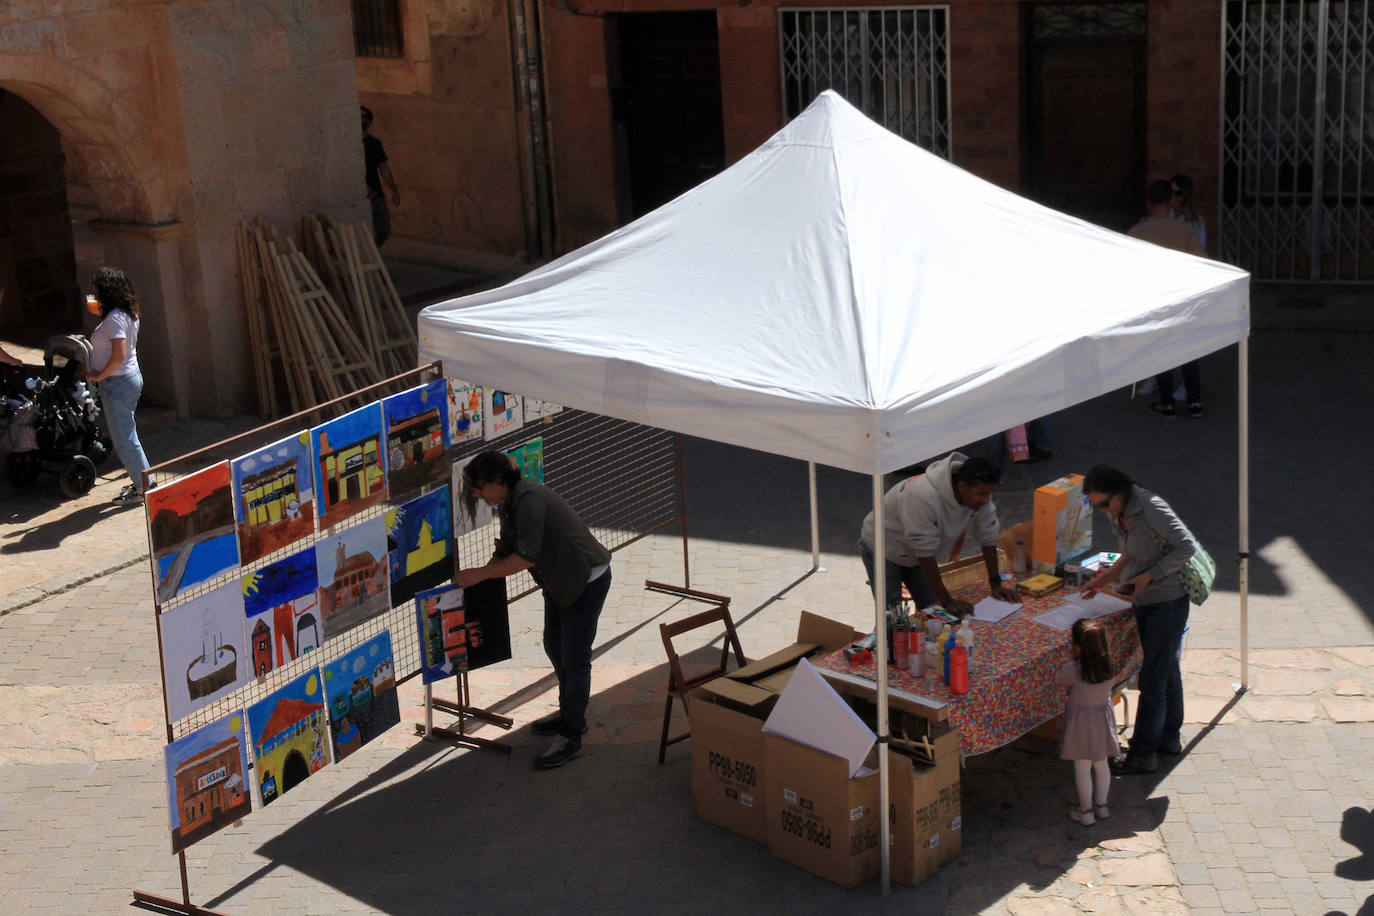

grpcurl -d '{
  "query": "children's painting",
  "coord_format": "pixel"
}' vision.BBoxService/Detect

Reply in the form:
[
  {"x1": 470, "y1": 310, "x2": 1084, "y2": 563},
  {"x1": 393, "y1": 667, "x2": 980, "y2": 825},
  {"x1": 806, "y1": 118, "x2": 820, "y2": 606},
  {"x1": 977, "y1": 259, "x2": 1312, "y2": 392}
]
[
  {"x1": 312, "y1": 402, "x2": 387, "y2": 531},
  {"x1": 321, "y1": 630, "x2": 399, "y2": 762},
  {"x1": 415, "y1": 579, "x2": 511, "y2": 684},
  {"x1": 447, "y1": 379, "x2": 484, "y2": 445},
  {"x1": 148, "y1": 461, "x2": 239, "y2": 603},
  {"x1": 231, "y1": 431, "x2": 316, "y2": 564},
  {"x1": 242, "y1": 548, "x2": 322, "y2": 677},
  {"x1": 452, "y1": 454, "x2": 496, "y2": 537},
  {"x1": 315, "y1": 516, "x2": 390, "y2": 643},
  {"x1": 506, "y1": 437, "x2": 545, "y2": 485},
  {"x1": 159, "y1": 582, "x2": 250, "y2": 723},
  {"x1": 383, "y1": 380, "x2": 450, "y2": 498},
  {"x1": 245, "y1": 670, "x2": 330, "y2": 807},
  {"x1": 164, "y1": 710, "x2": 252, "y2": 853},
  {"x1": 523, "y1": 398, "x2": 563, "y2": 422},
  {"x1": 482, "y1": 388, "x2": 523, "y2": 439},
  {"x1": 386, "y1": 485, "x2": 453, "y2": 607}
]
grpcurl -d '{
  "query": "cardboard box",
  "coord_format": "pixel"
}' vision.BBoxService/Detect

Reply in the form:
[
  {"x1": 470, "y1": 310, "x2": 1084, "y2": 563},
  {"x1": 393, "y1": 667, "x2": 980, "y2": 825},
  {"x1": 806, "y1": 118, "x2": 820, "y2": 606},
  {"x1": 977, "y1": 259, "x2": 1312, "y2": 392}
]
[
  {"x1": 888, "y1": 726, "x2": 963, "y2": 886},
  {"x1": 763, "y1": 732, "x2": 882, "y2": 888},
  {"x1": 937, "y1": 548, "x2": 1008, "y2": 591},
  {"x1": 1032, "y1": 473, "x2": 1091, "y2": 574},
  {"x1": 690, "y1": 612, "x2": 865, "y2": 844}
]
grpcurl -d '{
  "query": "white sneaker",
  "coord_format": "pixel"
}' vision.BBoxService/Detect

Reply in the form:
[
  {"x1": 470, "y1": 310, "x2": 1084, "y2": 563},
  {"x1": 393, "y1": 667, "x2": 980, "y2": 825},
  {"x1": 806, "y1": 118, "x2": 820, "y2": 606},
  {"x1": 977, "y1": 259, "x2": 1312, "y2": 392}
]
[
  {"x1": 1094, "y1": 804, "x2": 1111, "y2": 819},
  {"x1": 1069, "y1": 806, "x2": 1096, "y2": 826}
]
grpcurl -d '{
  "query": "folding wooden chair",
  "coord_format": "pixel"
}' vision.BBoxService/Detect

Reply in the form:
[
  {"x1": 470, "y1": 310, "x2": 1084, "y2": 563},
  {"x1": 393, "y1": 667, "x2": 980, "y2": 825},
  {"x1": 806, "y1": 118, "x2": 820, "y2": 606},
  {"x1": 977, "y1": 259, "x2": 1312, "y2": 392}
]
[{"x1": 658, "y1": 604, "x2": 746, "y2": 764}]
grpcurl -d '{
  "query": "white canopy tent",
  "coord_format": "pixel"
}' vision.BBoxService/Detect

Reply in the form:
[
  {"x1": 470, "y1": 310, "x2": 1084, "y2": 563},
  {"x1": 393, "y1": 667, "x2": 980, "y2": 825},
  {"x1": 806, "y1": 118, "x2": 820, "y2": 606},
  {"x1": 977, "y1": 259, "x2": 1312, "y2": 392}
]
[{"x1": 419, "y1": 91, "x2": 1251, "y2": 890}]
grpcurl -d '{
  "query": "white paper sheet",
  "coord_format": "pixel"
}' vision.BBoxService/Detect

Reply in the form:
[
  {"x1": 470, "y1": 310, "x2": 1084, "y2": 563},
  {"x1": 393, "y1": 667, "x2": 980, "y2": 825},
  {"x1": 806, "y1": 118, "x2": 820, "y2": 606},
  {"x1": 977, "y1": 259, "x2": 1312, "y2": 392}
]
[
  {"x1": 1065, "y1": 591, "x2": 1133, "y2": 616},
  {"x1": 972, "y1": 595, "x2": 1022, "y2": 623},
  {"x1": 762, "y1": 658, "x2": 876, "y2": 777}
]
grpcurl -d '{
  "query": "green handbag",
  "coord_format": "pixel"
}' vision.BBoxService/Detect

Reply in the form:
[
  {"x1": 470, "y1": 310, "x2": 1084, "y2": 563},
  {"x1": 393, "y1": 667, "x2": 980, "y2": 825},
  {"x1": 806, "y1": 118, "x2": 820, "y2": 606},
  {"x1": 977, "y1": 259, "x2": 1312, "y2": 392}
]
[{"x1": 1146, "y1": 525, "x2": 1216, "y2": 606}]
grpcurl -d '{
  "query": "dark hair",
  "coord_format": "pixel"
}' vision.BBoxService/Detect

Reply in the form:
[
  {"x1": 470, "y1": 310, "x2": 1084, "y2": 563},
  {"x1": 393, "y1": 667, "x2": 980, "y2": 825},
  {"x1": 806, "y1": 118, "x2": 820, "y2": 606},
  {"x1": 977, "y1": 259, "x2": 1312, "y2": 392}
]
[
  {"x1": 459, "y1": 450, "x2": 521, "y2": 518},
  {"x1": 90, "y1": 267, "x2": 139, "y2": 320},
  {"x1": 360, "y1": 105, "x2": 373, "y2": 121},
  {"x1": 1146, "y1": 179, "x2": 1173, "y2": 207},
  {"x1": 952, "y1": 455, "x2": 1000, "y2": 487},
  {"x1": 1170, "y1": 173, "x2": 1198, "y2": 222},
  {"x1": 1082, "y1": 464, "x2": 1135, "y2": 501},
  {"x1": 1072, "y1": 618, "x2": 1114, "y2": 685}
]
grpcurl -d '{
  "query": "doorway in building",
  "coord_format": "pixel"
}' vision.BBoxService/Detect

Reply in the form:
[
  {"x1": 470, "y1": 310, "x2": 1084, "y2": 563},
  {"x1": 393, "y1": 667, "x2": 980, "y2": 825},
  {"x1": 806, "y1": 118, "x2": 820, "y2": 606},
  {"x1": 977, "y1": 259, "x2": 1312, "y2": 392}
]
[
  {"x1": 1024, "y1": 3, "x2": 1147, "y2": 232},
  {"x1": 0, "y1": 89, "x2": 82, "y2": 349},
  {"x1": 612, "y1": 12, "x2": 726, "y2": 219}
]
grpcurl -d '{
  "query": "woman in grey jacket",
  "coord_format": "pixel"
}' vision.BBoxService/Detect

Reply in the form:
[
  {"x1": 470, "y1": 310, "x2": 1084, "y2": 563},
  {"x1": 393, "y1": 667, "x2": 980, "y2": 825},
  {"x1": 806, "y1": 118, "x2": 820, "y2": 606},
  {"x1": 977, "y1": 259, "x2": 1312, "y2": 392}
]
[{"x1": 1081, "y1": 464, "x2": 1198, "y2": 775}]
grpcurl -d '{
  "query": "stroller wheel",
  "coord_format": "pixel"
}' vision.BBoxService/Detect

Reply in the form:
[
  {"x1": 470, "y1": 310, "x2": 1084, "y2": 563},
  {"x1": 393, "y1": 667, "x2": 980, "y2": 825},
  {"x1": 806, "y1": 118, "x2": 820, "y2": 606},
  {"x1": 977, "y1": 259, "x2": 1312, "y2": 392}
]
[
  {"x1": 5, "y1": 452, "x2": 40, "y2": 488},
  {"x1": 59, "y1": 454, "x2": 97, "y2": 498}
]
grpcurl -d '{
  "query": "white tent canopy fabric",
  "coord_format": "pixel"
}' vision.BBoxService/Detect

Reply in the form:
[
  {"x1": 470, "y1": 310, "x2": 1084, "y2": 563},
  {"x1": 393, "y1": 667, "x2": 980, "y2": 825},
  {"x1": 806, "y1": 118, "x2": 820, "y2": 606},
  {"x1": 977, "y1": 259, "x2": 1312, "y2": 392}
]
[{"x1": 418, "y1": 91, "x2": 1249, "y2": 476}]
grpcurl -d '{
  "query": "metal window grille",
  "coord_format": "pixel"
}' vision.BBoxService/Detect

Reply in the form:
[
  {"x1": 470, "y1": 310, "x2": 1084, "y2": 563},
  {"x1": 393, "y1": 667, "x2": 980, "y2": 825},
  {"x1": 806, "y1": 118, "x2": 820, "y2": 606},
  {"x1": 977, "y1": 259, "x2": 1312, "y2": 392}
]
[
  {"x1": 779, "y1": 6, "x2": 952, "y2": 157},
  {"x1": 1031, "y1": 3, "x2": 1147, "y2": 40},
  {"x1": 1221, "y1": 0, "x2": 1374, "y2": 281},
  {"x1": 353, "y1": 0, "x2": 404, "y2": 58}
]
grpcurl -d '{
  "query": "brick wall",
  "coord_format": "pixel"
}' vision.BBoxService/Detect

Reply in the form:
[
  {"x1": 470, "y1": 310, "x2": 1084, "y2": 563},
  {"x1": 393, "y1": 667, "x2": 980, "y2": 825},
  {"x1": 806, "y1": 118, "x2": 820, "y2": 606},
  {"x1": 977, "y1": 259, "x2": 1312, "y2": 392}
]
[{"x1": 949, "y1": 0, "x2": 1023, "y2": 192}]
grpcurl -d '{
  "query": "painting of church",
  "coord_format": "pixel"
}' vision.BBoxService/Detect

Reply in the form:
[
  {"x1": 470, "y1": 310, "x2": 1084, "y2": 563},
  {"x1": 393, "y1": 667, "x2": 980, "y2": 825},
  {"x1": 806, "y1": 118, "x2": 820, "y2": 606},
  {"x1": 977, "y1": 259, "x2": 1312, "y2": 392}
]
[
  {"x1": 383, "y1": 379, "x2": 451, "y2": 498},
  {"x1": 315, "y1": 517, "x2": 390, "y2": 643},
  {"x1": 246, "y1": 671, "x2": 329, "y2": 807},
  {"x1": 164, "y1": 711, "x2": 252, "y2": 853},
  {"x1": 232, "y1": 431, "x2": 316, "y2": 564},
  {"x1": 386, "y1": 486, "x2": 453, "y2": 607},
  {"x1": 312, "y1": 402, "x2": 387, "y2": 531}
]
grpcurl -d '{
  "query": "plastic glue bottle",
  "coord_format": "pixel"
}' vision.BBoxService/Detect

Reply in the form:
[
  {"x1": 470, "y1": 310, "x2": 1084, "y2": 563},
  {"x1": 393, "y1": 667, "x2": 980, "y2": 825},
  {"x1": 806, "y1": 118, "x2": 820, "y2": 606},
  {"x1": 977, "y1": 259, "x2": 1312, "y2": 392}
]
[{"x1": 956, "y1": 617, "x2": 975, "y2": 674}]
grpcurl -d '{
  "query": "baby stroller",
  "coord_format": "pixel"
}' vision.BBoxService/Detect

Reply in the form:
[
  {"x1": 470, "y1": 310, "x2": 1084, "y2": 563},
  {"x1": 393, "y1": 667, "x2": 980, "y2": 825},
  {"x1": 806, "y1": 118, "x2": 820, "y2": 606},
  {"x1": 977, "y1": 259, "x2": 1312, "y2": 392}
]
[{"x1": 1, "y1": 334, "x2": 112, "y2": 497}]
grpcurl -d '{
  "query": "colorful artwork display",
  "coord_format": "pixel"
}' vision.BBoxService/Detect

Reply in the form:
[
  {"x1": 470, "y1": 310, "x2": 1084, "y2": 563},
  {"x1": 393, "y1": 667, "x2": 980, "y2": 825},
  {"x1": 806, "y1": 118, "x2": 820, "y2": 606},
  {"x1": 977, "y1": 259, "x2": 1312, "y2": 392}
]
[
  {"x1": 482, "y1": 388, "x2": 524, "y2": 439},
  {"x1": 246, "y1": 670, "x2": 330, "y2": 806},
  {"x1": 312, "y1": 402, "x2": 388, "y2": 531},
  {"x1": 386, "y1": 485, "x2": 453, "y2": 607},
  {"x1": 148, "y1": 461, "x2": 239, "y2": 602},
  {"x1": 452, "y1": 455, "x2": 495, "y2": 536},
  {"x1": 315, "y1": 517, "x2": 390, "y2": 643},
  {"x1": 231, "y1": 431, "x2": 316, "y2": 564},
  {"x1": 164, "y1": 710, "x2": 252, "y2": 853},
  {"x1": 158, "y1": 582, "x2": 250, "y2": 723},
  {"x1": 415, "y1": 578, "x2": 511, "y2": 684},
  {"x1": 506, "y1": 437, "x2": 545, "y2": 485},
  {"x1": 523, "y1": 398, "x2": 563, "y2": 422},
  {"x1": 382, "y1": 380, "x2": 450, "y2": 498},
  {"x1": 447, "y1": 380, "x2": 484, "y2": 445},
  {"x1": 242, "y1": 548, "x2": 322, "y2": 677},
  {"x1": 321, "y1": 631, "x2": 399, "y2": 761}
]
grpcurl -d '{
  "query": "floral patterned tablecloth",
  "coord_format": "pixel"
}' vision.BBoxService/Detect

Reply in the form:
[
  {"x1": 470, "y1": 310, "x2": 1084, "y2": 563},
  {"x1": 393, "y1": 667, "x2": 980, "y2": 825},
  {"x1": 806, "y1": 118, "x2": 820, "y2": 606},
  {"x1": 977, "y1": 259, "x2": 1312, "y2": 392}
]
[{"x1": 812, "y1": 584, "x2": 1143, "y2": 757}]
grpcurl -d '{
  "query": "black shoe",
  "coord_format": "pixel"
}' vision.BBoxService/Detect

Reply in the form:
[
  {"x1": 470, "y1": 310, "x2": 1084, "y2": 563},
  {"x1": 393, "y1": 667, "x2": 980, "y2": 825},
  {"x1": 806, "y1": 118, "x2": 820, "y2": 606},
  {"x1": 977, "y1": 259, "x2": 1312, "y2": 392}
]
[
  {"x1": 1109, "y1": 753, "x2": 1158, "y2": 775},
  {"x1": 1159, "y1": 737, "x2": 1184, "y2": 755},
  {"x1": 1187, "y1": 402, "x2": 1204, "y2": 419},
  {"x1": 530, "y1": 712, "x2": 588, "y2": 737},
  {"x1": 1026, "y1": 446, "x2": 1053, "y2": 463},
  {"x1": 534, "y1": 735, "x2": 583, "y2": 769},
  {"x1": 1150, "y1": 403, "x2": 1176, "y2": 419}
]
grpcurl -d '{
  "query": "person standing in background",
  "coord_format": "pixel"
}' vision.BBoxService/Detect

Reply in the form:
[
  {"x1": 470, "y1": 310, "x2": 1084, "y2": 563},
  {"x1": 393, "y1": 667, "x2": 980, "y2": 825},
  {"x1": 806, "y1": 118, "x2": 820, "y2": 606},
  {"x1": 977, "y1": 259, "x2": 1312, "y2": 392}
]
[
  {"x1": 361, "y1": 106, "x2": 401, "y2": 246},
  {"x1": 1170, "y1": 174, "x2": 1206, "y2": 253},
  {"x1": 87, "y1": 267, "x2": 151, "y2": 504}
]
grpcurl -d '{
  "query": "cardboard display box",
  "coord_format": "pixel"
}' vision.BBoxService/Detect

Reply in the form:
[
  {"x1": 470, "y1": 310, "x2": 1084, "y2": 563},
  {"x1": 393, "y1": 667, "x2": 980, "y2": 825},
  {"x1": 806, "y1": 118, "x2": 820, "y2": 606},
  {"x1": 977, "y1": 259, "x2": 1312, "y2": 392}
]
[
  {"x1": 690, "y1": 612, "x2": 864, "y2": 844},
  {"x1": 888, "y1": 725, "x2": 962, "y2": 887},
  {"x1": 1032, "y1": 473, "x2": 1090, "y2": 575}
]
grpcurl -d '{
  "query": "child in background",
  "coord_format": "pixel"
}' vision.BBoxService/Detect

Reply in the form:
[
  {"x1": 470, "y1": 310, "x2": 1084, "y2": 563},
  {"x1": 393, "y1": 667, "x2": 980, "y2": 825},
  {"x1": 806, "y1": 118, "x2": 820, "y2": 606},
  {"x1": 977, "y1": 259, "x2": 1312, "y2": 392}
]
[{"x1": 1058, "y1": 618, "x2": 1120, "y2": 825}]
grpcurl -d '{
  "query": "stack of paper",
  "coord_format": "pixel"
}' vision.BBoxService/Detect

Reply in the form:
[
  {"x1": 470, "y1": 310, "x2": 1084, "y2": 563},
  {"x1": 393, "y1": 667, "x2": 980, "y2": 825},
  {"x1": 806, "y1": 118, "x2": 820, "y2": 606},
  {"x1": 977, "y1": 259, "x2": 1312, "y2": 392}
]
[
  {"x1": 1032, "y1": 591, "x2": 1132, "y2": 630},
  {"x1": 972, "y1": 595, "x2": 1021, "y2": 623}
]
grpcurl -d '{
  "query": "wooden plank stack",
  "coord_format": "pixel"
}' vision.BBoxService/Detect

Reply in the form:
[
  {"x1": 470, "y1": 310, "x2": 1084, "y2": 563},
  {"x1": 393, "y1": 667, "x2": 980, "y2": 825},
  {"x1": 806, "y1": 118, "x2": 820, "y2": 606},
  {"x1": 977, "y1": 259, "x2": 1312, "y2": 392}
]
[{"x1": 236, "y1": 217, "x2": 419, "y2": 418}]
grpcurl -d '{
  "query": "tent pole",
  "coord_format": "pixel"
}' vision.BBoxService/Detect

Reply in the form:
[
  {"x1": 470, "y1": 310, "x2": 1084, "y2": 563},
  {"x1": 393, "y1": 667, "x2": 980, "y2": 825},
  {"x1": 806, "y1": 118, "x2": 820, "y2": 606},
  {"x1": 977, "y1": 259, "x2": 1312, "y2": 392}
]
[
  {"x1": 872, "y1": 472, "x2": 891, "y2": 895},
  {"x1": 1238, "y1": 339, "x2": 1251, "y2": 690},
  {"x1": 808, "y1": 461, "x2": 823, "y2": 571}
]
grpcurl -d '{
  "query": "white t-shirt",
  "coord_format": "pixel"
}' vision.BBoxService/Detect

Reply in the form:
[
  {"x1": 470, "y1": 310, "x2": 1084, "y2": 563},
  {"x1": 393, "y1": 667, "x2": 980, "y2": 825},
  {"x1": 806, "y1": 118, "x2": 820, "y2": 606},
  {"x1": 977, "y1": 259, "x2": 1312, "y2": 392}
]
[{"x1": 90, "y1": 309, "x2": 140, "y2": 377}]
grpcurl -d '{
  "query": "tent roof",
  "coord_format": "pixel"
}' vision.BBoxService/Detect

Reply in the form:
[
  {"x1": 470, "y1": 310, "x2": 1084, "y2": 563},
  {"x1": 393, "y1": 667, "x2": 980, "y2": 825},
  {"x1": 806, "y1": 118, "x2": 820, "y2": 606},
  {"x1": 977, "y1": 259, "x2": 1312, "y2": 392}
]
[{"x1": 418, "y1": 91, "x2": 1249, "y2": 475}]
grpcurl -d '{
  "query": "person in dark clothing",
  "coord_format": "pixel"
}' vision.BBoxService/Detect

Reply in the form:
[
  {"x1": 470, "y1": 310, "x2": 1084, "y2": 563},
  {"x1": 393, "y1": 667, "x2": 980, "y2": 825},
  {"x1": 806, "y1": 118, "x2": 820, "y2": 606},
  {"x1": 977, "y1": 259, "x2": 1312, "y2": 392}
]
[
  {"x1": 361, "y1": 106, "x2": 400, "y2": 246},
  {"x1": 455, "y1": 450, "x2": 612, "y2": 769}
]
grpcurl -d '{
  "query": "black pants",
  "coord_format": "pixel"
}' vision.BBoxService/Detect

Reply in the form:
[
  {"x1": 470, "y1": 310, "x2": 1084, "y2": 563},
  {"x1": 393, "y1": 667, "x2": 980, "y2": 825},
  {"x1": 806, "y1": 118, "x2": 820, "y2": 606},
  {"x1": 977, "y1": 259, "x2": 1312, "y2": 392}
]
[{"x1": 542, "y1": 569, "x2": 611, "y2": 740}]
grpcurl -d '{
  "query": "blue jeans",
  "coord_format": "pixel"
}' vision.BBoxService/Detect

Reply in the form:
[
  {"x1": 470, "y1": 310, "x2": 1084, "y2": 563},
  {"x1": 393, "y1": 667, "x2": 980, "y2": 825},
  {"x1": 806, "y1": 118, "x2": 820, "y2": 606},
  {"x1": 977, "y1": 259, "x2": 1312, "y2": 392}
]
[
  {"x1": 859, "y1": 538, "x2": 937, "y2": 610},
  {"x1": 1156, "y1": 360, "x2": 1201, "y2": 406},
  {"x1": 543, "y1": 568, "x2": 611, "y2": 740},
  {"x1": 983, "y1": 417, "x2": 1052, "y2": 470},
  {"x1": 99, "y1": 370, "x2": 149, "y2": 490},
  {"x1": 1129, "y1": 594, "x2": 1190, "y2": 758}
]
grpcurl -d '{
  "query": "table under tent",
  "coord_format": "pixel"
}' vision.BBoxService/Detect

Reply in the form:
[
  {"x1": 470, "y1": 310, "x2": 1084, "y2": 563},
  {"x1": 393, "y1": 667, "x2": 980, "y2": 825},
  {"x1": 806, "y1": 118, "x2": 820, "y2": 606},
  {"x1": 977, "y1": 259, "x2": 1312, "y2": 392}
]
[{"x1": 417, "y1": 91, "x2": 1251, "y2": 891}]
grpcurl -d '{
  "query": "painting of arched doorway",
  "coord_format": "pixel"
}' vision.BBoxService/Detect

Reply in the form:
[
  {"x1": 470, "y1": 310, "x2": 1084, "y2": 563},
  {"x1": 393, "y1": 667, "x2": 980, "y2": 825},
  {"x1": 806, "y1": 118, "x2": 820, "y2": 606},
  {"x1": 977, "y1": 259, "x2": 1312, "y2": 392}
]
[{"x1": 281, "y1": 748, "x2": 310, "y2": 793}]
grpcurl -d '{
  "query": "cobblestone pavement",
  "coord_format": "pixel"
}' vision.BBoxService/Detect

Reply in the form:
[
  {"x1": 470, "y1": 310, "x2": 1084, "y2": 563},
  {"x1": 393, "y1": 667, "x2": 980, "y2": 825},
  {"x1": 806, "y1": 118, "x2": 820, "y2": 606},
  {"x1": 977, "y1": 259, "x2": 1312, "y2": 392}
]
[{"x1": 2, "y1": 312, "x2": 1372, "y2": 914}]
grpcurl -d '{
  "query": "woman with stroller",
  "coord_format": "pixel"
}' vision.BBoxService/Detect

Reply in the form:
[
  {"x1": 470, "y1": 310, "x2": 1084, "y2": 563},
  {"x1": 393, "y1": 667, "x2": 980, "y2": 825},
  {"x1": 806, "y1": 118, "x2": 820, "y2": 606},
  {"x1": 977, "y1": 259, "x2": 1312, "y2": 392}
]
[{"x1": 87, "y1": 267, "x2": 151, "y2": 504}]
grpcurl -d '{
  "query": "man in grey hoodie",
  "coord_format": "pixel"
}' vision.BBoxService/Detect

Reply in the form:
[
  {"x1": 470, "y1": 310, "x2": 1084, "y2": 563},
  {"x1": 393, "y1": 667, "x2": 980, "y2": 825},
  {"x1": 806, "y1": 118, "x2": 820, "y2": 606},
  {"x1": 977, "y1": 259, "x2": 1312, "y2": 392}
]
[{"x1": 859, "y1": 453, "x2": 1019, "y2": 616}]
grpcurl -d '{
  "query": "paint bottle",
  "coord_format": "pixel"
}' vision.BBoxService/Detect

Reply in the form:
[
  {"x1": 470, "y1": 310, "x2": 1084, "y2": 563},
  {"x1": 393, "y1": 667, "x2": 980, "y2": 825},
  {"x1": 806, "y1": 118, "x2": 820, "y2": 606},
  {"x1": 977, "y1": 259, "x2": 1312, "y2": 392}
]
[
  {"x1": 1014, "y1": 540, "x2": 1029, "y2": 576},
  {"x1": 940, "y1": 624, "x2": 955, "y2": 685},
  {"x1": 956, "y1": 618, "x2": 975, "y2": 674},
  {"x1": 893, "y1": 613, "x2": 910, "y2": 671},
  {"x1": 908, "y1": 630, "x2": 924, "y2": 676},
  {"x1": 950, "y1": 646, "x2": 969, "y2": 695},
  {"x1": 924, "y1": 629, "x2": 941, "y2": 677}
]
